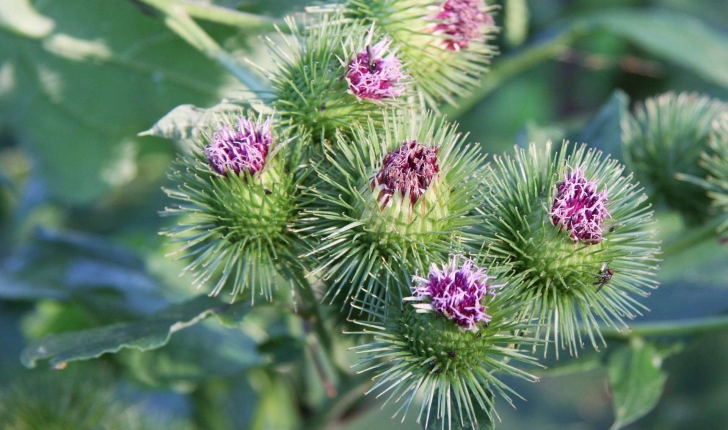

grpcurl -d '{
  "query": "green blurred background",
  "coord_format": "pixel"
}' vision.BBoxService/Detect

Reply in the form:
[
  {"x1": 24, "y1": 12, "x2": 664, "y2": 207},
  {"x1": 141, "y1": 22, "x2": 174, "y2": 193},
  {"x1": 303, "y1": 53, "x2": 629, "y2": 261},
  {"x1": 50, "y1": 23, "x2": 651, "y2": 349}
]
[{"x1": 1, "y1": 0, "x2": 728, "y2": 429}]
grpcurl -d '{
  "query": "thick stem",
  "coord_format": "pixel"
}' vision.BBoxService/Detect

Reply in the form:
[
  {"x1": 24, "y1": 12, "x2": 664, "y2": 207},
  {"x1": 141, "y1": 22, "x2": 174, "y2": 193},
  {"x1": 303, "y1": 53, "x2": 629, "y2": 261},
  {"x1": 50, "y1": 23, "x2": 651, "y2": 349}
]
[
  {"x1": 661, "y1": 214, "x2": 728, "y2": 259},
  {"x1": 601, "y1": 314, "x2": 728, "y2": 339},
  {"x1": 441, "y1": 25, "x2": 586, "y2": 120},
  {"x1": 175, "y1": 0, "x2": 281, "y2": 30},
  {"x1": 138, "y1": 0, "x2": 269, "y2": 94}
]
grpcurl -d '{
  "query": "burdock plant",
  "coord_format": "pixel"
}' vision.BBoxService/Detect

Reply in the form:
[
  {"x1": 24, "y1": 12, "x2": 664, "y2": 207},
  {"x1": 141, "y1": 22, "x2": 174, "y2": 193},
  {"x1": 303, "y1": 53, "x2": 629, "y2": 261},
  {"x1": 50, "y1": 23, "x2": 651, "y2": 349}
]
[
  {"x1": 475, "y1": 142, "x2": 661, "y2": 356},
  {"x1": 303, "y1": 109, "x2": 488, "y2": 314},
  {"x1": 161, "y1": 112, "x2": 307, "y2": 302},
  {"x1": 622, "y1": 92, "x2": 728, "y2": 224},
  {"x1": 310, "y1": 0, "x2": 499, "y2": 108},
  {"x1": 350, "y1": 255, "x2": 539, "y2": 428},
  {"x1": 697, "y1": 113, "x2": 728, "y2": 235}
]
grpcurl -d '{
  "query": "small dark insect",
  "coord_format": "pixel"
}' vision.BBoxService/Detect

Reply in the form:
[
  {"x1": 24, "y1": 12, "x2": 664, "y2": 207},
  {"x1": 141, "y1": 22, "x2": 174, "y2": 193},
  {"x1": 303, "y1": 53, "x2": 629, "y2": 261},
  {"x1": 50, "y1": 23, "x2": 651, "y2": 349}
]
[
  {"x1": 608, "y1": 226, "x2": 615, "y2": 233},
  {"x1": 476, "y1": 332, "x2": 482, "y2": 339},
  {"x1": 319, "y1": 102, "x2": 326, "y2": 111},
  {"x1": 448, "y1": 351, "x2": 457, "y2": 357},
  {"x1": 366, "y1": 45, "x2": 378, "y2": 73},
  {"x1": 264, "y1": 188, "x2": 272, "y2": 195},
  {"x1": 435, "y1": 368, "x2": 442, "y2": 375},
  {"x1": 428, "y1": 360, "x2": 436, "y2": 370},
  {"x1": 593, "y1": 262, "x2": 614, "y2": 293}
]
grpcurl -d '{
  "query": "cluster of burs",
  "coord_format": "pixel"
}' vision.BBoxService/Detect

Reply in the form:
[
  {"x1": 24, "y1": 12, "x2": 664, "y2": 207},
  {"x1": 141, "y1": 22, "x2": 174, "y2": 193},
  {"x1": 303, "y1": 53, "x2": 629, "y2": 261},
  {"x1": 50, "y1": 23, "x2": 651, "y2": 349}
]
[{"x1": 162, "y1": 0, "x2": 728, "y2": 427}]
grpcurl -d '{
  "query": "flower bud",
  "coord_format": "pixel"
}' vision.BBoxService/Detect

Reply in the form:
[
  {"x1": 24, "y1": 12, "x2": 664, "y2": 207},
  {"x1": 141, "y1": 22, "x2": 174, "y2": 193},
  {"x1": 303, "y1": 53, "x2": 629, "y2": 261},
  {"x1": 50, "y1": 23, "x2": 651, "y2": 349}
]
[
  {"x1": 475, "y1": 141, "x2": 660, "y2": 356},
  {"x1": 161, "y1": 113, "x2": 306, "y2": 302},
  {"x1": 700, "y1": 113, "x2": 728, "y2": 234},
  {"x1": 622, "y1": 92, "x2": 728, "y2": 224}
]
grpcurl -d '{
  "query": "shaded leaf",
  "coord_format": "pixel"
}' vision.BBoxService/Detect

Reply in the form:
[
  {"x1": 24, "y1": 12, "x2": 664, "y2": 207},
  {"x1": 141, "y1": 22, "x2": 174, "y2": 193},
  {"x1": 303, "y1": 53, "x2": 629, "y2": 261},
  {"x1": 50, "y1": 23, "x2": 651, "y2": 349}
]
[
  {"x1": 0, "y1": 0, "x2": 54, "y2": 39},
  {"x1": 139, "y1": 102, "x2": 243, "y2": 141},
  {"x1": 578, "y1": 89, "x2": 629, "y2": 159},
  {"x1": 591, "y1": 10, "x2": 728, "y2": 89},
  {"x1": 608, "y1": 340, "x2": 667, "y2": 430},
  {"x1": 21, "y1": 295, "x2": 250, "y2": 368}
]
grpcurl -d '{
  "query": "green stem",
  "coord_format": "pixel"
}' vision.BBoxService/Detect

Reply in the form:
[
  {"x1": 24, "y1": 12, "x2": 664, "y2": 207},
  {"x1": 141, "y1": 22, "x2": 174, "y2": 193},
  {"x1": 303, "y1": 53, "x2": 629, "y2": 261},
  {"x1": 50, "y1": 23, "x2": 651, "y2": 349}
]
[
  {"x1": 661, "y1": 214, "x2": 728, "y2": 259},
  {"x1": 601, "y1": 314, "x2": 728, "y2": 339},
  {"x1": 138, "y1": 0, "x2": 269, "y2": 94},
  {"x1": 176, "y1": 0, "x2": 281, "y2": 31},
  {"x1": 442, "y1": 25, "x2": 586, "y2": 120},
  {"x1": 305, "y1": 373, "x2": 372, "y2": 430}
]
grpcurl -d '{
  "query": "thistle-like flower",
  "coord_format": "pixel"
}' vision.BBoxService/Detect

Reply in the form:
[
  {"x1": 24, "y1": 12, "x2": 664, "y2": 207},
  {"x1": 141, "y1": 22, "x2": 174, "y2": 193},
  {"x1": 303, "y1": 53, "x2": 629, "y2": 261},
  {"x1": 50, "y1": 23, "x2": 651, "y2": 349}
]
[
  {"x1": 433, "y1": 0, "x2": 496, "y2": 51},
  {"x1": 550, "y1": 167, "x2": 610, "y2": 244},
  {"x1": 264, "y1": 15, "x2": 409, "y2": 148},
  {"x1": 350, "y1": 267, "x2": 538, "y2": 429},
  {"x1": 622, "y1": 92, "x2": 728, "y2": 224},
  {"x1": 699, "y1": 114, "x2": 728, "y2": 234},
  {"x1": 161, "y1": 112, "x2": 307, "y2": 302},
  {"x1": 475, "y1": 142, "x2": 660, "y2": 356},
  {"x1": 410, "y1": 255, "x2": 502, "y2": 330},
  {"x1": 309, "y1": 0, "x2": 499, "y2": 108},
  {"x1": 304, "y1": 110, "x2": 489, "y2": 315},
  {"x1": 346, "y1": 38, "x2": 407, "y2": 100}
]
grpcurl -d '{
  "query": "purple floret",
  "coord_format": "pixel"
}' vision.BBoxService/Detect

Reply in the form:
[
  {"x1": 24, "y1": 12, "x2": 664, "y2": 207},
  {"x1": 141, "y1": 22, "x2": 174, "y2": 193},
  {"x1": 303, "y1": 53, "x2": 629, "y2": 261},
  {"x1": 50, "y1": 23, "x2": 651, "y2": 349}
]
[
  {"x1": 411, "y1": 256, "x2": 503, "y2": 331},
  {"x1": 347, "y1": 38, "x2": 407, "y2": 100},
  {"x1": 373, "y1": 140, "x2": 439, "y2": 207},
  {"x1": 204, "y1": 116, "x2": 273, "y2": 176},
  {"x1": 432, "y1": 0, "x2": 495, "y2": 51},
  {"x1": 550, "y1": 167, "x2": 610, "y2": 244}
]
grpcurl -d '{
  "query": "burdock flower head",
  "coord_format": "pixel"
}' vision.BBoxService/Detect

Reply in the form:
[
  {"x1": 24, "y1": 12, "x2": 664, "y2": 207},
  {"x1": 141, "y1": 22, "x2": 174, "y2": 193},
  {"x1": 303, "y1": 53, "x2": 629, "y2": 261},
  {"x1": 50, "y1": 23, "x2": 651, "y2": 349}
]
[
  {"x1": 410, "y1": 256, "x2": 502, "y2": 330},
  {"x1": 433, "y1": 0, "x2": 495, "y2": 51},
  {"x1": 349, "y1": 266, "x2": 538, "y2": 429},
  {"x1": 374, "y1": 140, "x2": 439, "y2": 207},
  {"x1": 346, "y1": 38, "x2": 407, "y2": 100},
  {"x1": 304, "y1": 110, "x2": 488, "y2": 316},
  {"x1": 161, "y1": 112, "x2": 307, "y2": 302},
  {"x1": 622, "y1": 92, "x2": 728, "y2": 224},
  {"x1": 696, "y1": 113, "x2": 728, "y2": 235},
  {"x1": 550, "y1": 167, "x2": 610, "y2": 244},
  {"x1": 204, "y1": 117, "x2": 272, "y2": 176},
  {"x1": 475, "y1": 142, "x2": 660, "y2": 356}
]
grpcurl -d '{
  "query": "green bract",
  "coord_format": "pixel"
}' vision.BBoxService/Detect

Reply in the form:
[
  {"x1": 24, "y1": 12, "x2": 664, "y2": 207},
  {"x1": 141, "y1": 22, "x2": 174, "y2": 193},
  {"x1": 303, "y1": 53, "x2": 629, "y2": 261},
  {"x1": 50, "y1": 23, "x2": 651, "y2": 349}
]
[
  {"x1": 350, "y1": 273, "x2": 538, "y2": 429},
  {"x1": 265, "y1": 14, "x2": 410, "y2": 150},
  {"x1": 304, "y1": 110, "x2": 488, "y2": 315},
  {"x1": 701, "y1": 114, "x2": 728, "y2": 234},
  {"x1": 312, "y1": 0, "x2": 499, "y2": 108},
  {"x1": 622, "y1": 92, "x2": 728, "y2": 224},
  {"x1": 476, "y1": 142, "x2": 660, "y2": 356},
  {"x1": 161, "y1": 113, "x2": 306, "y2": 302}
]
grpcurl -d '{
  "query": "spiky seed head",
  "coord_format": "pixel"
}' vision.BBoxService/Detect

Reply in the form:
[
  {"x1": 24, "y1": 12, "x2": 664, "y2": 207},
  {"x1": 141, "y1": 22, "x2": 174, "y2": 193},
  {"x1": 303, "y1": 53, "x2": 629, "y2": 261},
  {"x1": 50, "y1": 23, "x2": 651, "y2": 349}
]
[
  {"x1": 410, "y1": 255, "x2": 502, "y2": 330},
  {"x1": 622, "y1": 92, "x2": 728, "y2": 224},
  {"x1": 310, "y1": 1, "x2": 499, "y2": 108},
  {"x1": 161, "y1": 112, "x2": 306, "y2": 302},
  {"x1": 374, "y1": 140, "x2": 440, "y2": 207},
  {"x1": 350, "y1": 271, "x2": 539, "y2": 429},
  {"x1": 475, "y1": 141, "x2": 660, "y2": 357},
  {"x1": 550, "y1": 167, "x2": 610, "y2": 244},
  {"x1": 699, "y1": 113, "x2": 728, "y2": 234},
  {"x1": 264, "y1": 15, "x2": 409, "y2": 148},
  {"x1": 433, "y1": 0, "x2": 495, "y2": 51},
  {"x1": 204, "y1": 117, "x2": 272, "y2": 176},
  {"x1": 303, "y1": 110, "x2": 489, "y2": 315},
  {"x1": 346, "y1": 38, "x2": 408, "y2": 100}
]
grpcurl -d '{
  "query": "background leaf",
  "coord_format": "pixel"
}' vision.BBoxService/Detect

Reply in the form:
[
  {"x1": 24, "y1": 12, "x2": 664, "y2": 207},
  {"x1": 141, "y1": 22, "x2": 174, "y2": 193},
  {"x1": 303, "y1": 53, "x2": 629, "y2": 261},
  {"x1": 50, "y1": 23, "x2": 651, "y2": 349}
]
[{"x1": 608, "y1": 340, "x2": 668, "y2": 430}]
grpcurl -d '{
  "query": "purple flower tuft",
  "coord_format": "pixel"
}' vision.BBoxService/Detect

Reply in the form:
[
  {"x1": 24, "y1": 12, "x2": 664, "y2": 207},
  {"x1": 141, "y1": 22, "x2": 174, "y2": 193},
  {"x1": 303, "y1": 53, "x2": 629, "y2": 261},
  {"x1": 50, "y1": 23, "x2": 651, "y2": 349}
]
[
  {"x1": 550, "y1": 167, "x2": 610, "y2": 244},
  {"x1": 346, "y1": 38, "x2": 407, "y2": 100},
  {"x1": 411, "y1": 256, "x2": 503, "y2": 331},
  {"x1": 373, "y1": 140, "x2": 439, "y2": 207},
  {"x1": 432, "y1": 0, "x2": 494, "y2": 51},
  {"x1": 204, "y1": 116, "x2": 273, "y2": 176}
]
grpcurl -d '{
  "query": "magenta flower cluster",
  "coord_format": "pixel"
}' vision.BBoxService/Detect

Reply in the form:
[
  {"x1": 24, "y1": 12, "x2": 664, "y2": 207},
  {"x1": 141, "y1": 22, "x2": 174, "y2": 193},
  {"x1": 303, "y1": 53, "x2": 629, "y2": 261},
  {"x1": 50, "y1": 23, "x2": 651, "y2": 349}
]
[
  {"x1": 550, "y1": 167, "x2": 610, "y2": 244},
  {"x1": 204, "y1": 116, "x2": 273, "y2": 176},
  {"x1": 373, "y1": 140, "x2": 439, "y2": 207},
  {"x1": 432, "y1": 0, "x2": 494, "y2": 51},
  {"x1": 346, "y1": 38, "x2": 407, "y2": 100},
  {"x1": 411, "y1": 256, "x2": 502, "y2": 331}
]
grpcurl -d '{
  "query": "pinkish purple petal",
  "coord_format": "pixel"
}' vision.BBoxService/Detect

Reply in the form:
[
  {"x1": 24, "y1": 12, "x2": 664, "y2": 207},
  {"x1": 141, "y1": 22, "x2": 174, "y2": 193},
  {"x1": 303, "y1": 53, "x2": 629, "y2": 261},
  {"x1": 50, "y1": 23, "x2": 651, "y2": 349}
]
[
  {"x1": 432, "y1": 0, "x2": 494, "y2": 51},
  {"x1": 411, "y1": 256, "x2": 503, "y2": 331},
  {"x1": 347, "y1": 38, "x2": 407, "y2": 100},
  {"x1": 550, "y1": 167, "x2": 610, "y2": 244},
  {"x1": 204, "y1": 116, "x2": 273, "y2": 176}
]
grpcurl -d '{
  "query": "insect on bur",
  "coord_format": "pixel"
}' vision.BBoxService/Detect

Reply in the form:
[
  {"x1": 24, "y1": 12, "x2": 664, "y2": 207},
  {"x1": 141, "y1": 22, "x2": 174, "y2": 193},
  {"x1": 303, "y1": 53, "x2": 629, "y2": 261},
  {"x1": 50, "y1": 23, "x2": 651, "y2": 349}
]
[
  {"x1": 366, "y1": 45, "x2": 377, "y2": 73},
  {"x1": 593, "y1": 262, "x2": 614, "y2": 293}
]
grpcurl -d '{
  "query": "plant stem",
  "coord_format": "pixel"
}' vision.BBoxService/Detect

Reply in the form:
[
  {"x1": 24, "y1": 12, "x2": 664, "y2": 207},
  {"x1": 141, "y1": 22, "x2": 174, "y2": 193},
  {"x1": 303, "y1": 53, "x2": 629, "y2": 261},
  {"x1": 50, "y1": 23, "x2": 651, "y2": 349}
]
[
  {"x1": 442, "y1": 25, "x2": 586, "y2": 120},
  {"x1": 305, "y1": 373, "x2": 372, "y2": 430},
  {"x1": 175, "y1": 0, "x2": 281, "y2": 31},
  {"x1": 138, "y1": 0, "x2": 269, "y2": 94},
  {"x1": 661, "y1": 214, "x2": 728, "y2": 259},
  {"x1": 601, "y1": 314, "x2": 728, "y2": 339}
]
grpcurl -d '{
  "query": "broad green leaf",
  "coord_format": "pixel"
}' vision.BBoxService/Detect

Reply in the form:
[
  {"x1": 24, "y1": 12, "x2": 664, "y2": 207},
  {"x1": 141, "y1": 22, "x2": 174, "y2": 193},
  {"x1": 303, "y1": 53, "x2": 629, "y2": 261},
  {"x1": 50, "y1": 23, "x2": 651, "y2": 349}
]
[
  {"x1": 21, "y1": 295, "x2": 250, "y2": 368},
  {"x1": 0, "y1": 0, "x2": 239, "y2": 204},
  {"x1": 139, "y1": 102, "x2": 243, "y2": 141},
  {"x1": 590, "y1": 10, "x2": 728, "y2": 89},
  {"x1": 578, "y1": 89, "x2": 629, "y2": 160},
  {"x1": 608, "y1": 340, "x2": 668, "y2": 430}
]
